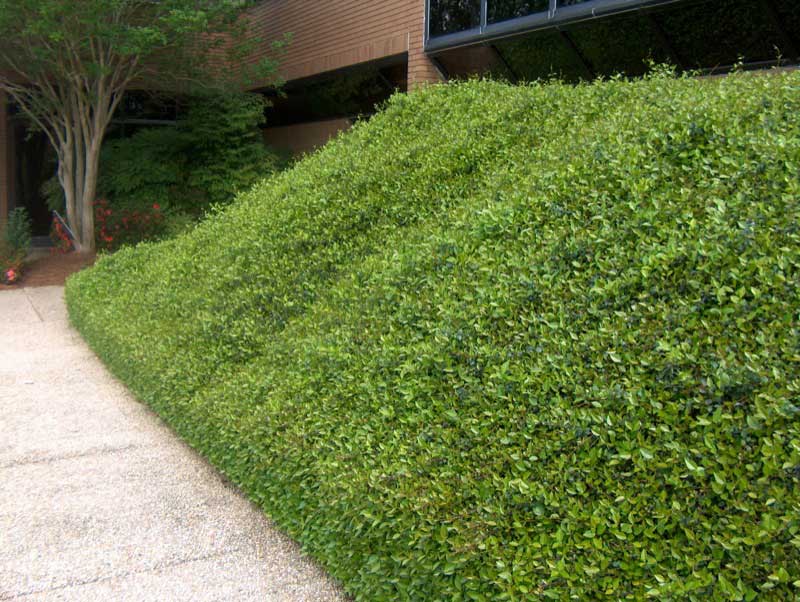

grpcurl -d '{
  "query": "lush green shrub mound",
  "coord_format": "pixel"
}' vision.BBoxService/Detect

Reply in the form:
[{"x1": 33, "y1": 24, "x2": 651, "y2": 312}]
[{"x1": 67, "y1": 71, "x2": 800, "y2": 600}]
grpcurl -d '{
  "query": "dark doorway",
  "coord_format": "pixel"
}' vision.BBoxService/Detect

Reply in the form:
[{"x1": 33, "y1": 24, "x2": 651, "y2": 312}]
[{"x1": 13, "y1": 121, "x2": 57, "y2": 236}]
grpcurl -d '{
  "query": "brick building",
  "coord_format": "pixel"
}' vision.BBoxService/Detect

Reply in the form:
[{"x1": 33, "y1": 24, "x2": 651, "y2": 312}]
[
  {"x1": 1, "y1": 0, "x2": 799, "y2": 232},
  {"x1": 253, "y1": 0, "x2": 443, "y2": 154}
]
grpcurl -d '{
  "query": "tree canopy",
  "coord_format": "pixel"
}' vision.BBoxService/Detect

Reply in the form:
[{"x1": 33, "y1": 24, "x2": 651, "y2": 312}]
[{"x1": 0, "y1": 0, "x2": 283, "y2": 250}]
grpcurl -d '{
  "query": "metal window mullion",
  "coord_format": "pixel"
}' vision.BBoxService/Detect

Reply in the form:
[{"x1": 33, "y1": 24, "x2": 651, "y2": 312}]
[
  {"x1": 480, "y1": 0, "x2": 488, "y2": 32},
  {"x1": 424, "y1": 0, "x2": 431, "y2": 46},
  {"x1": 549, "y1": 0, "x2": 557, "y2": 19}
]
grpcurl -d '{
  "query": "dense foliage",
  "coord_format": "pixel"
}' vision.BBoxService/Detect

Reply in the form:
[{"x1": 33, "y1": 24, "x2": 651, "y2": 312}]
[
  {"x1": 95, "y1": 92, "x2": 288, "y2": 249},
  {"x1": 99, "y1": 93, "x2": 287, "y2": 215},
  {"x1": 67, "y1": 71, "x2": 800, "y2": 600}
]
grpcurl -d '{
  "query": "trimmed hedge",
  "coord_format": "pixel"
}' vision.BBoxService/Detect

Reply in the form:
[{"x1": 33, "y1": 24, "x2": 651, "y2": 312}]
[{"x1": 67, "y1": 70, "x2": 800, "y2": 600}]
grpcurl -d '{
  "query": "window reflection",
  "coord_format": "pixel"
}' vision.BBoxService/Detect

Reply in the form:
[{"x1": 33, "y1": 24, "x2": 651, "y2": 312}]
[
  {"x1": 489, "y1": 0, "x2": 549, "y2": 24},
  {"x1": 429, "y1": 0, "x2": 482, "y2": 36}
]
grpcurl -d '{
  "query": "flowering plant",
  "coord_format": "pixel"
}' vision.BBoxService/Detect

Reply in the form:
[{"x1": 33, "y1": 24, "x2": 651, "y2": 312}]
[
  {"x1": 94, "y1": 199, "x2": 164, "y2": 251},
  {"x1": 50, "y1": 215, "x2": 74, "y2": 254},
  {"x1": 0, "y1": 211, "x2": 28, "y2": 285},
  {"x1": 0, "y1": 250, "x2": 23, "y2": 284}
]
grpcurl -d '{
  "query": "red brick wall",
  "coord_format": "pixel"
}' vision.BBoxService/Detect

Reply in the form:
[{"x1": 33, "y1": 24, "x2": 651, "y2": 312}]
[
  {"x1": 245, "y1": 0, "x2": 442, "y2": 87},
  {"x1": 407, "y1": 0, "x2": 444, "y2": 87}
]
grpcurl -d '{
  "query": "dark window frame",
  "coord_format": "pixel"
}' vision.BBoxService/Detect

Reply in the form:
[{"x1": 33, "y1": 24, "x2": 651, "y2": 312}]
[{"x1": 425, "y1": 0, "x2": 692, "y2": 52}]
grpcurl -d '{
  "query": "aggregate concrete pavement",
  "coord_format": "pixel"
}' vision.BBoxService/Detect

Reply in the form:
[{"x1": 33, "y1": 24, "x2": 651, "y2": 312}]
[{"x1": 0, "y1": 286, "x2": 349, "y2": 601}]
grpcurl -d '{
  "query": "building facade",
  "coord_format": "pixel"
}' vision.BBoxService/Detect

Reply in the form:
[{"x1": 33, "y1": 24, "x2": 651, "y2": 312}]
[
  {"x1": 253, "y1": 0, "x2": 443, "y2": 154},
  {"x1": 1, "y1": 0, "x2": 799, "y2": 231}
]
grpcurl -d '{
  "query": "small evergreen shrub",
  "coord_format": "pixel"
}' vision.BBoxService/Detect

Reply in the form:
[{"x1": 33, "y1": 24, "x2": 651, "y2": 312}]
[
  {"x1": 67, "y1": 71, "x2": 800, "y2": 600},
  {"x1": 3, "y1": 207, "x2": 32, "y2": 255},
  {"x1": 179, "y1": 92, "x2": 288, "y2": 205},
  {"x1": 1, "y1": 207, "x2": 32, "y2": 283}
]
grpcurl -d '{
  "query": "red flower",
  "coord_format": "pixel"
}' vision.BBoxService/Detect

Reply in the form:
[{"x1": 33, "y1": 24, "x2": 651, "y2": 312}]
[
  {"x1": 153, "y1": 203, "x2": 161, "y2": 211},
  {"x1": 5, "y1": 268, "x2": 17, "y2": 283}
]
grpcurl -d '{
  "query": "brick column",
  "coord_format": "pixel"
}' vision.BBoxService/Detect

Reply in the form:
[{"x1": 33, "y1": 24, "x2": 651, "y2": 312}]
[
  {"x1": 407, "y1": 0, "x2": 445, "y2": 88},
  {"x1": 0, "y1": 92, "x2": 10, "y2": 225}
]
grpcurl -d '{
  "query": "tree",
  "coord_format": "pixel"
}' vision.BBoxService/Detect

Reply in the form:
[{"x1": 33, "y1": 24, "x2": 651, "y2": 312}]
[{"x1": 0, "y1": 0, "x2": 282, "y2": 251}]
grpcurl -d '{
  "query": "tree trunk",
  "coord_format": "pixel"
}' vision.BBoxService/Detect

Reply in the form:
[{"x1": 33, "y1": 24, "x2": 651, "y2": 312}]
[
  {"x1": 56, "y1": 103, "x2": 107, "y2": 253},
  {"x1": 2, "y1": 38, "x2": 140, "y2": 254},
  {"x1": 57, "y1": 146, "x2": 97, "y2": 252},
  {"x1": 79, "y1": 141, "x2": 102, "y2": 253},
  {"x1": 56, "y1": 147, "x2": 90, "y2": 253}
]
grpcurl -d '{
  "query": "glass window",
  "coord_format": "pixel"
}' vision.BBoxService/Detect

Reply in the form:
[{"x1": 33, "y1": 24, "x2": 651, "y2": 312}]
[
  {"x1": 494, "y1": 30, "x2": 588, "y2": 81},
  {"x1": 429, "y1": 0, "x2": 482, "y2": 37},
  {"x1": 657, "y1": 0, "x2": 782, "y2": 70},
  {"x1": 567, "y1": 13, "x2": 670, "y2": 77},
  {"x1": 557, "y1": 0, "x2": 593, "y2": 6},
  {"x1": 489, "y1": 0, "x2": 550, "y2": 24}
]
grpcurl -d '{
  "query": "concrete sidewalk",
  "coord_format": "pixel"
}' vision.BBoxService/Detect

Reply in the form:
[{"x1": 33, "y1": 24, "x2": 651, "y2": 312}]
[{"x1": 0, "y1": 287, "x2": 348, "y2": 602}]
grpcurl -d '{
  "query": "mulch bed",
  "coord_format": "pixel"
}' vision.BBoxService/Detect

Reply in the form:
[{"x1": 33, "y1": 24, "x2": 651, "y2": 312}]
[{"x1": 0, "y1": 251, "x2": 96, "y2": 290}]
